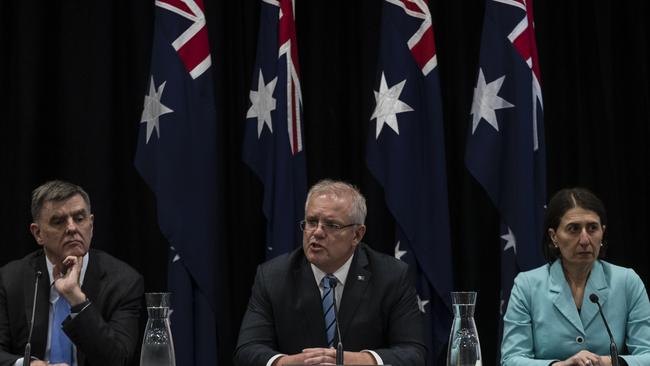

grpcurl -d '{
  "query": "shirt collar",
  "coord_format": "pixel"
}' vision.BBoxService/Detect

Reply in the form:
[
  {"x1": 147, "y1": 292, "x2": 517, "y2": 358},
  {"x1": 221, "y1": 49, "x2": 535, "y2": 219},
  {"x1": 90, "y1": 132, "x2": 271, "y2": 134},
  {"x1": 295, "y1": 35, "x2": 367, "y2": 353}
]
[{"x1": 311, "y1": 253, "x2": 354, "y2": 288}]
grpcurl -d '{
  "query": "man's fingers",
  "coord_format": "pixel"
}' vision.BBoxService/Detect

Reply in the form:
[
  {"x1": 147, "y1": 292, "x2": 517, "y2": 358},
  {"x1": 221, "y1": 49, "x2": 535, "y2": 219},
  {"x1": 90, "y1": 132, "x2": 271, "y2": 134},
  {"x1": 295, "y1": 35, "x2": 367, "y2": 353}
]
[
  {"x1": 302, "y1": 347, "x2": 330, "y2": 353},
  {"x1": 300, "y1": 348, "x2": 336, "y2": 365},
  {"x1": 304, "y1": 355, "x2": 335, "y2": 365},
  {"x1": 63, "y1": 256, "x2": 82, "y2": 271}
]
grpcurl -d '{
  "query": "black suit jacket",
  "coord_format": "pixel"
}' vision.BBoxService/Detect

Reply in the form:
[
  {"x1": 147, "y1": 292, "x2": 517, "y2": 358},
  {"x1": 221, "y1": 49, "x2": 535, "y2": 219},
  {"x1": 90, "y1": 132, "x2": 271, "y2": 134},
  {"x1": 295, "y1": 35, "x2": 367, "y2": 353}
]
[
  {"x1": 234, "y1": 243, "x2": 425, "y2": 366},
  {"x1": 0, "y1": 249, "x2": 143, "y2": 366}
]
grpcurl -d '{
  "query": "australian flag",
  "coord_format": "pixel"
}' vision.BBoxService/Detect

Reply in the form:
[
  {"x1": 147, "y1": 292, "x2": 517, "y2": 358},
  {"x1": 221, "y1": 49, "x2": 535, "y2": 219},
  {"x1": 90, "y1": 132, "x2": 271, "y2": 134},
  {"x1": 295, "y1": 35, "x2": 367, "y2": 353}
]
[
  {"x1": 465, "y1": 0, "x2": 546, "y2": 353},
  {"x1": 243, "y1": 0, "x2": 307, "y2": 259},
  {"x1": 366, "y1": 1, "x2": 453, "y2": 364},
  {"x1": 135, "y1": 0, "x2": 223, "y2": 365}
]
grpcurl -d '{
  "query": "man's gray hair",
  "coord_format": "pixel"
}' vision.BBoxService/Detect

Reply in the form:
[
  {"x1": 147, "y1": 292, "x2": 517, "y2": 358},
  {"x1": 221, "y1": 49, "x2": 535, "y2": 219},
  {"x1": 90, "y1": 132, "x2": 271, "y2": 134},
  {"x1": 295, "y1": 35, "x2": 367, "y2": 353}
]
[
  {"x1": 31, "y1": 180, "x2": 91, "y2": 221},
  {"x1": 305, "y1": 179, "x2": 367, "y2": 224}
]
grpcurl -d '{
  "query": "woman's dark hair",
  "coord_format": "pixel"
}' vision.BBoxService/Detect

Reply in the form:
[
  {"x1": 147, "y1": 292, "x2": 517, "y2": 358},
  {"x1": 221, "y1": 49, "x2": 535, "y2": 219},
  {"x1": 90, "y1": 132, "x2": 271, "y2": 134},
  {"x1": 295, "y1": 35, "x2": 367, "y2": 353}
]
[{"x1": 542, "y1": 187, "x2": 608, "y2": 261}]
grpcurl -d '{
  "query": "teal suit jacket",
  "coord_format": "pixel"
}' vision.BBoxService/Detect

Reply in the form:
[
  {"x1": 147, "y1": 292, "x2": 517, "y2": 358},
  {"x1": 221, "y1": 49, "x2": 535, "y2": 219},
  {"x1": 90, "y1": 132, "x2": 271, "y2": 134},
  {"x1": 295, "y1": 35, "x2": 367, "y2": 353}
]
[{"x1": 501, "y1": 260, "x2": 650, "y2": 366}]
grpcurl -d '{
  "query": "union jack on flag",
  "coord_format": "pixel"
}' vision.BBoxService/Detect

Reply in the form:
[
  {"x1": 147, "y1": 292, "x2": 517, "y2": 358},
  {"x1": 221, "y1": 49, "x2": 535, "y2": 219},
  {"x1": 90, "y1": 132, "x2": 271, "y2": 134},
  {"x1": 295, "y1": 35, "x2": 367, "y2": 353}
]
[
  {"x1": 465, "y1": 0, "x2": 546, "y2": 357},
  {"x1": 367, "y1": 1, "x2": 453, "y2": 364},
  {"x1": 135, "y1": 0, "x2": 225, "y2": 364},
  {"x1": 243, "y1": 0, "x2": 307, "y2": 258}
]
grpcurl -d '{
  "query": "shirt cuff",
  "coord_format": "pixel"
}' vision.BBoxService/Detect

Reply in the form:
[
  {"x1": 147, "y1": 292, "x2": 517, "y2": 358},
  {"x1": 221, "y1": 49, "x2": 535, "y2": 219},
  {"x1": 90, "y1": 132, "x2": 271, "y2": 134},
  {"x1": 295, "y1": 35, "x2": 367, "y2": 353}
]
[
  {"x1": 362, "y1": 349, "x2": 383, "y2": 365},
  {"x1": 266, "y1": 353, "x2": 285, "y2": 366},
  {"x1": 70, "y1": 298, "x2": 92, "y2": 319}
]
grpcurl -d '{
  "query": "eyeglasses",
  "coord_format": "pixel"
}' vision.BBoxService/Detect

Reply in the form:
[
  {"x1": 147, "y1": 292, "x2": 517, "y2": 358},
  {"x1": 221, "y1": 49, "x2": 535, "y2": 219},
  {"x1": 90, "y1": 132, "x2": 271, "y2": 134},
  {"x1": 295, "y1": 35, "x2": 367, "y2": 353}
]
[{"x1": 299, "y1": 219, "x2": 359, "y2": 233}]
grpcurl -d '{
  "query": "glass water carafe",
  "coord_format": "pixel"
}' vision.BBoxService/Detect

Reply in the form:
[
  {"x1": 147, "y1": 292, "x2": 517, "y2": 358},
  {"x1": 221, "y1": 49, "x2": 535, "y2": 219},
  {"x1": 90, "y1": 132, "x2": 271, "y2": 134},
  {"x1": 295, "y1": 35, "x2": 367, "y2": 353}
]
[
  {"x1": 446, "y1": 291, "x2": 482, "y2": 366},
  {"x1": 140, "y1": 292, "x2": 176, "y2": 366}
]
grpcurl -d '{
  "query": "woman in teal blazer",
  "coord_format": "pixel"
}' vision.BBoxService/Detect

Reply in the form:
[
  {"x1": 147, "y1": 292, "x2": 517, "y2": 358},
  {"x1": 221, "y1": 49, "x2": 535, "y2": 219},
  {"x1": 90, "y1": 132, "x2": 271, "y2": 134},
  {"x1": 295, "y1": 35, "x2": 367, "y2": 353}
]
[{"x1": 501, "y1": 188, "x2": 650, "y2": 366}]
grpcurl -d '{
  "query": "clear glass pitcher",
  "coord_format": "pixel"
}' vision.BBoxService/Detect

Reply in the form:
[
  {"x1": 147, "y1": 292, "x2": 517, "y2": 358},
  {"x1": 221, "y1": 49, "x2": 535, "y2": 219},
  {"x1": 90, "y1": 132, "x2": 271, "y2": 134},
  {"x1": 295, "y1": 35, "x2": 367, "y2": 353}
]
[
  {"x1": 140, "y1": 292, "x2": 176, "y2": 366},
  {"x1": 446, "y1": 291, "x2": 482, "y2": 366}
]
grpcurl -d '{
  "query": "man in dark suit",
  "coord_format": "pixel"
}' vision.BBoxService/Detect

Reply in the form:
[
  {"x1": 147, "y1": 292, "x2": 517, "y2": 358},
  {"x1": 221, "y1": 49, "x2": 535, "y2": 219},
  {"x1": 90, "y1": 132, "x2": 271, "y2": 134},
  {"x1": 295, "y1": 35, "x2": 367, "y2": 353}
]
[
  {"x1": 0, "y1": 180, "x2": 143, "y2": 366},
  {"x1": 235, "y1": 179, "x2": 425, "y2": 366}
]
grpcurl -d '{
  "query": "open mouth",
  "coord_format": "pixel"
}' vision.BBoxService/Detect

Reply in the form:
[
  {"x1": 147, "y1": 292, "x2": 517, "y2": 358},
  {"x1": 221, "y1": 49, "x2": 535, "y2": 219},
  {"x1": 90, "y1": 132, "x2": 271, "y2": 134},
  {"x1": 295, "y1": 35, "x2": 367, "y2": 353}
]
[{"x1": 309, "y1": 242, "x2": 325, "y2": 250}]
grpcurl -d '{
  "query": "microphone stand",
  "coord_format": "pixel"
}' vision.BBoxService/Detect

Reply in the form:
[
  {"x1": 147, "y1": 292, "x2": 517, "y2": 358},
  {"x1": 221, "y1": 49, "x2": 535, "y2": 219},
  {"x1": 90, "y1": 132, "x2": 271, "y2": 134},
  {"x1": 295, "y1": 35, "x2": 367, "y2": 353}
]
[
  {"x1": 24, "y1": 270, "x2": 42, "y2": 365},
  {"x1": 589, "y1": 294, "x2": 619, "y2": 366}
]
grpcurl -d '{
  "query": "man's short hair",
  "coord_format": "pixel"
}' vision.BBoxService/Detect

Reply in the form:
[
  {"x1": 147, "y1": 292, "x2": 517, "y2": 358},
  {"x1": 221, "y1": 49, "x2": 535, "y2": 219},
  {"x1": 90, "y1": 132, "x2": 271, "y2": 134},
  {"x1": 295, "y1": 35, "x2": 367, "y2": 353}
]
[
  {"x1": 305, "y1": 179, "x2": 367, "y2": 224},
  {"x1": 31, "y1": 180, "x2": 91, "y2": 221}
]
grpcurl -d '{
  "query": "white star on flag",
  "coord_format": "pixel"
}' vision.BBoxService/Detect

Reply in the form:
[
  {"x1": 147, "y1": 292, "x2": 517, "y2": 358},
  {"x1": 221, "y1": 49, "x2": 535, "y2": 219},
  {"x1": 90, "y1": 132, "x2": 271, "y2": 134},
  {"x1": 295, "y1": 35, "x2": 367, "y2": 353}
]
[
  {"x1": 170, "y1": 246, "x2": 181, "y2": 263},
  {"x1": 371, "y1": 72, "x2": 413, "y2": 138},
  {"x1": 247, "y1": 70, "x2": 277, "y2": 138},
  {"x1": 141, "y1": 76, "x2": 174, "y2": 143},
  {"x1": 470, "y1": 68, "x2": 514, "y2": 134},
  {"x1": 500, "y1": 296, "x2": 506, "y2": 316},
  {"x1": 394, "y1": 241, "x2": 407, "y2": 260},
  {"x1": 416, "y1": 294, "x2": 429, "y2": 313},
  {"x1": 502, "y1": 226, "x2": 516, "y2": 253}
]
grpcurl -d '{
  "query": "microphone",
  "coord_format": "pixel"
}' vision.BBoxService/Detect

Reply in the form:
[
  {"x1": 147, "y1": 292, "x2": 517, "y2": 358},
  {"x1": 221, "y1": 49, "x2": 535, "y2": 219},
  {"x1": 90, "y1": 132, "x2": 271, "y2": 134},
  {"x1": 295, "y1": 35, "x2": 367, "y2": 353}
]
[
  {"x1": 589, "y1": 293, "x2": 619, "y2": 366},
  {"x1": 24, "y1": 270, "x2": 43, "y2": 365},
  {"x1": 328, "y1": 276, "x2": 344, "y2": 365}
]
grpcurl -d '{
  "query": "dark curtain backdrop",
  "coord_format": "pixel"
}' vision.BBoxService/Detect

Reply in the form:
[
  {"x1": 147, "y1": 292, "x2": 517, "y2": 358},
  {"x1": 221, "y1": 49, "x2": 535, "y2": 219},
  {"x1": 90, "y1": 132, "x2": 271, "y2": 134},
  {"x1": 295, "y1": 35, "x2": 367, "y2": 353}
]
[{"x1": 1, "y1": 1, "x2": 649, "y2": 364}]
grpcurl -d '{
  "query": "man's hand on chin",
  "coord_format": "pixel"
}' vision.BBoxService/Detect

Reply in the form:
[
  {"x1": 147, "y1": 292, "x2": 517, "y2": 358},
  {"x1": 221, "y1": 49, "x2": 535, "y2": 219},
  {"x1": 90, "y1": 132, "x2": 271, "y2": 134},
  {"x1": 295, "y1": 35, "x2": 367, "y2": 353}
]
[
  {"x1": 273, "y1": 348, "x2": 377, "y2": 365},
  {"x1": 52, "y1": 255, "x2": 87, "y2": 306}
]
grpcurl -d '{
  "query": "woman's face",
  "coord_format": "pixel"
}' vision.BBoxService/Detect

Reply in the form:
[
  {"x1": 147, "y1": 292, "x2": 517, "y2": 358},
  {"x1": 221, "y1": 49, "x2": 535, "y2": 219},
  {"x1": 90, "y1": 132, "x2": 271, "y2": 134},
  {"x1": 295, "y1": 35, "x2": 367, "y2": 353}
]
[{"x1": 548, "y1": 206, "x2": 605, "y2": 268}]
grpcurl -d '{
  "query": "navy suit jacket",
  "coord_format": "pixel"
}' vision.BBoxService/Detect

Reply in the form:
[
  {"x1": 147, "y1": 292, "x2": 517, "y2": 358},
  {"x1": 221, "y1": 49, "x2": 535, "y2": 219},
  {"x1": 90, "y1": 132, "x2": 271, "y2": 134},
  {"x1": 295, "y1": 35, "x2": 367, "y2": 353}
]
[
  {"x1": 0, "y1": 249, "x2": 143, "y2": 366},
  {"x1": 501, "y1": 260, "x2": 650, "y2": 366},
  {"x1": 234, "y1": 243, "x2": 425, "y2": 366}
]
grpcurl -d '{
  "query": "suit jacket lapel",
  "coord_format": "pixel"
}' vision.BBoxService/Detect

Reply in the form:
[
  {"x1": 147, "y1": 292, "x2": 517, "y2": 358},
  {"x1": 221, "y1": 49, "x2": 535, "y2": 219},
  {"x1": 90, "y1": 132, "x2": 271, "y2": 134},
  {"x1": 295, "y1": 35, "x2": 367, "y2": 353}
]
[
  {"x1": 26, "y1": 253, "x2": 50, "y2": 360},
  {"x1": 550, "y1": 260, "x2": 585, "y2": 335},
  {"x1": 581, "y1": 260, "x2": 609, "y2": 329},
  {"x1": 75, "y1": 250, "x2": 105, "y2": 366},
  {"x1": 338, "y1": 246, "x2": 371, "y2": 342},
  {"x1": 81, "y1": 251, "x2": 104, "y2": 308},
  {"x1": 294, "y1": 257, "x2": 328, "y2": 346}
]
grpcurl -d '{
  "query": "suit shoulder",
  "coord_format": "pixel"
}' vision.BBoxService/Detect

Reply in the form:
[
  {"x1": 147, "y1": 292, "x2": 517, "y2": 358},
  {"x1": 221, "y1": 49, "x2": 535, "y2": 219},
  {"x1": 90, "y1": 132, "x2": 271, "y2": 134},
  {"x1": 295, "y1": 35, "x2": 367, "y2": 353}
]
[
  {"x1": 0, "y1": 259, "x2": 24, "y2": 289},
  {"x1": 255, "y1": 248, "x2": 301, "y2": 278},
  {"x1": 599, "y1": 260, "x2": 633, "y2": 275},
  {"x1": 90, "y1": 249, "x2": 142, "y2": 280},
  {"x1": 0, "y1": 258, "x2": 24, "y2": 274},
  {"x1": 599, "y1": 260, "x2": 642, "y2": 286},
  {"x1": 361, "y1": 244, "x2": 409, "y2": 272},
  {"x1": 0, "y1": 250, "x2": 42, "y2": 275},
  {"x1": 514, "y1": 263, "x2": 551, "y2": 285}
]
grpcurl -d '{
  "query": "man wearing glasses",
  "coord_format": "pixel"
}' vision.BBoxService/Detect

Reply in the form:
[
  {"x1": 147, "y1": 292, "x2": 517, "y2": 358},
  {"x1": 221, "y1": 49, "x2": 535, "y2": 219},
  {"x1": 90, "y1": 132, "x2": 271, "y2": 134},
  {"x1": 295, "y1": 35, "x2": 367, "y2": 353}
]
[{"x1": 235, "y1": 179, "x2": 425, "y2": 366}]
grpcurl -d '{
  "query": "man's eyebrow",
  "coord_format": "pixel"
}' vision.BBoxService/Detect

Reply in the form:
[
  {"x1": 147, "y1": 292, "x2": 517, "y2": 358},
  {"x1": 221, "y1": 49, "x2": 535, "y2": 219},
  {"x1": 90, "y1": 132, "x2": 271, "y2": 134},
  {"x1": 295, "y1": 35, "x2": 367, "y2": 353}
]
[
  {"x1": 49, "y1": 208, "x2": 88, "y2": 221},
  {"x1": 49, "y1": 213, "x2": 64, "y2": 222},
  {"x1": 71, "y1": 208, "x2": 88, "y2": 216}
]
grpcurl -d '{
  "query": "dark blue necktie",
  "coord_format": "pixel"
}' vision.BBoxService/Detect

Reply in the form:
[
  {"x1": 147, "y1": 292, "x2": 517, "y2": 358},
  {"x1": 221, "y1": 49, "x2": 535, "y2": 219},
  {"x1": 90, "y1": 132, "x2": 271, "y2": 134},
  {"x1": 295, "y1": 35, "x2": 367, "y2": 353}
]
[
  {"x1": 50, "y1": 296, "x2": 73, "y2": 365},
  {"x1": 322, "y1": 274, "x2": 337, "y2": 348}
]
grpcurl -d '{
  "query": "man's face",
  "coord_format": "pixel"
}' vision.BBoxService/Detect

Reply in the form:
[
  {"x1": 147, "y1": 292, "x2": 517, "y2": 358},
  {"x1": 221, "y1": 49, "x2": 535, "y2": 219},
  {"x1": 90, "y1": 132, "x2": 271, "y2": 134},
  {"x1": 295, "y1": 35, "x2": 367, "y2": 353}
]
[
  {"x1": 302, "y1": 193, "x2": 365, "y2": 274},
  {"x1": 30, "y1": 194, "x2": 94, "y2": 264}
]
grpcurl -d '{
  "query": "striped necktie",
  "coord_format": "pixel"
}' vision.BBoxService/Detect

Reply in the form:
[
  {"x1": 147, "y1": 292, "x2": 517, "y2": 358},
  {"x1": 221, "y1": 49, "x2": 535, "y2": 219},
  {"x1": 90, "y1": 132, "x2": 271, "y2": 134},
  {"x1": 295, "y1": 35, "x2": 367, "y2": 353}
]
[
  {"x1": 50, "y1": 296, "x2": 73, "y2": 365},
  {"x1": 322, "y1": 274, "x2": 337, "y2": 348}
]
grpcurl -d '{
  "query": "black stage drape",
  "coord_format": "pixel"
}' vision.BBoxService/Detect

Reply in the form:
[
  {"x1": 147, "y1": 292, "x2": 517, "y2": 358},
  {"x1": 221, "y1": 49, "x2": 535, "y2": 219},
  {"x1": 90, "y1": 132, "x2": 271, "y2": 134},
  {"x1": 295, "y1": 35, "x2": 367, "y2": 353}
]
[{"x1": 1, "y1": 1, "x2": 649, "y2": 364}]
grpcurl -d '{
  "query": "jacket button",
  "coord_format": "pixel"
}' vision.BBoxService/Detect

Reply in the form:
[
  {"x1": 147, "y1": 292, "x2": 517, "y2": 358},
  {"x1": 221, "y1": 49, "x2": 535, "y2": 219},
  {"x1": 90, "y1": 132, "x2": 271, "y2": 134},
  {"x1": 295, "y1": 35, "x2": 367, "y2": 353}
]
[{"x1": 576, "y1": 336, "x2": 584, "y2": 344}]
